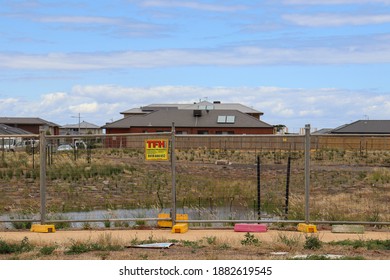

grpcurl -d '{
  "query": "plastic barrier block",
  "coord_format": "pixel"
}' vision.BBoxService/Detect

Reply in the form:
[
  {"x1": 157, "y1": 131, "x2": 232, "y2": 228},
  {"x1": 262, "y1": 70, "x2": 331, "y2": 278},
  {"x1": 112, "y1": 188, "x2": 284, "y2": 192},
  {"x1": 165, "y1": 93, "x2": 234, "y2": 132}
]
[
  {"x1": 297, "y1": 223, "x2": 317, "y2": 233},
  {"x1": 172, "y1": 223, "x2": 188, "y2": 234},
  {"x1": 234, "y1": 223, "x2": 268, "y2": 232},
  {"x1": 331, "y1": 225, "x2": 365, "y2": 234},
  {"x1": 158, "y1": 213, "x2": 188, "y2": 228},
  {"x1": 30, "y1": 224, "x2": 56, "y2": 233},
  {"x1": 157, "y1": 213, "x2": 171, "y2": 228}
]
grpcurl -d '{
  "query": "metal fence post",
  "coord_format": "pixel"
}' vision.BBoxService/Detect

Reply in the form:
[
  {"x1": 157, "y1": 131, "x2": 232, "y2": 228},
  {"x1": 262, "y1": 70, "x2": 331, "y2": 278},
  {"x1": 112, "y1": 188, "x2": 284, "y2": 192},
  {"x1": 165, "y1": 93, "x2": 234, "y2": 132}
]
[
  {"x1": 171, "y1": 123, "x2": 176, "y2": 226},
  {"x1": 39, "y1": 129, "x2": 47, "y2": 225},
  {"x1": 304, "y1": 124, "x2": 311, "y2": 224},
  {"x1": 256, "y1": 155, "x2": 261, "y2": 220}
]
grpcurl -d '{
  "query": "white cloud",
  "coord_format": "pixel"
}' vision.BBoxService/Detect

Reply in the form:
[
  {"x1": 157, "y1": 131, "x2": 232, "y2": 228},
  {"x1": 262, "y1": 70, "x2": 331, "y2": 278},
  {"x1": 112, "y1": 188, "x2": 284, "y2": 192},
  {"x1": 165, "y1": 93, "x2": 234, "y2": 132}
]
[
  {"x1": 0, "y1": 98, "x2": 19, "y2": 112},
  {"x1": 69, "y1": 102, "x2": 99, "y2": 114},
  {"x1": 3, "y1": 85, "x2": 390, "y2": 130},
  {"x1": 140, "y1": 0, "x2": 247, "y2": 12},
  {"x1": 284, "y1": 14, "x2": 390, "y2": 26},
  {"x1": 36, "y1": 16, "x2": 122, "y2": 25},
  {"x1": 1, "y1": 41, "x2": 390, "y2": 71},
  {"x1": 40, "y1": 92, "x2": 68, "y2": 106}
]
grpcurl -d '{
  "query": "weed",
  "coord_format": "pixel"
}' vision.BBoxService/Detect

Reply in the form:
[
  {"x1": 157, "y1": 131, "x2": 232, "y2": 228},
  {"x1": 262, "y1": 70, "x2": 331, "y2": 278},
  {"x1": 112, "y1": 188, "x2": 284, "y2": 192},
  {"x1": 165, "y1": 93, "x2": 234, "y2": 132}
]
[
  {"x1": 65, "y1": 240, "x2": 91, "y2": 255},
  {"x1": 330, "y1": 239, "x2": 390, "y2": 250},
  {"x1": 0, "y1": 237, "x2": 33, "y2": 254},
  {"x1": 182, "y1": 240, "x2": 203, "y2": 249},
  {"x1": 129, "y1": 233, "x2": 161, "y2": 245},
  {"x1": 241, "y1": 232, "x2": 260, "y2": 246},
  {"x1": 10, "y1": 213, "x2": 33, "y2": 230},
  {"x1": 277, "y1": 233, "x2": 301, "y2": 249},
  {"x1": 82, "y1": 222, "x2": 92, "y2": 230},
  {"x1": 39, "y1": 245, "x2": 57, "y2": 256},
  {"x1": 47, "y1": 213, "x2": 71, "y2": 229},
  {"x1": 139, "y1": 254, "x2": 149, "y2": 260},
  {"x1": 218, "y1": 243, "x2": 231, "y2": 250},
  {"x1": 304, "y1": 235, "x2": 322, "y2": 250},
  {"x1": 204, "y1": 236, "x2": 217, "y2": 245}
]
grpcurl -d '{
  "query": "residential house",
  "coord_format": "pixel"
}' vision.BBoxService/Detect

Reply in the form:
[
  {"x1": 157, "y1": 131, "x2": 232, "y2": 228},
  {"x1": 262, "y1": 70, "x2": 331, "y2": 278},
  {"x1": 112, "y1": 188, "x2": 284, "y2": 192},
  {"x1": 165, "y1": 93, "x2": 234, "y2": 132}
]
[
  {"x1": 120, "y1": 101, "x2": 264, "y2": 120},
  {"x1": 104, "y1": 106, "x2": 274, "y2": 135},
  {"x1": 0, "y1": 124, "x2": 31, "y2": 135},
  {"x1": 60, "y1": 121, "x2": 102, "y2": 135},
  {"x1": 0, "y1": 117, "x2": 59, "y2": 135},
  {"x1": 331, "y1": 120, "x2": 390, "y2": 134}
]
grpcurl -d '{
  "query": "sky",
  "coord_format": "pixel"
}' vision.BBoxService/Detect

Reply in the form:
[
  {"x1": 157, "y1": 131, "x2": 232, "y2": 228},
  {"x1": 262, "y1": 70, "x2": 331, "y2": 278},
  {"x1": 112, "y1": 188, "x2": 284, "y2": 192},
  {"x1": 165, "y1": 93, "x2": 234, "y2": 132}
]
[{"x1": 1, "y1": 0, "x2": 390, "y2": 133}]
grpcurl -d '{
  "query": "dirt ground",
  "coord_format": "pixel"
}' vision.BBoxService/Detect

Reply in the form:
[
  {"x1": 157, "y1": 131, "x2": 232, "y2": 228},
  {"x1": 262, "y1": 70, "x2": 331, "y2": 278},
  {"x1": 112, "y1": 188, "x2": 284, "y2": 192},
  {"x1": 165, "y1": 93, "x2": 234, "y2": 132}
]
[{"x1": 1, "y1": 227, "x2": 389, "y2": 260}]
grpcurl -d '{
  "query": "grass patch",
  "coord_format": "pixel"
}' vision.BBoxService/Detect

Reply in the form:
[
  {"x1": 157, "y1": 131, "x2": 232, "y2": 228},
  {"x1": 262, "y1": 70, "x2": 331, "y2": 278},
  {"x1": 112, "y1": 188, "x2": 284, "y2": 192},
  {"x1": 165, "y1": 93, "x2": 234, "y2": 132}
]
[
  {"x1": 65, "y1": 234, "x2": 123, "y2": 255},
  {"x1": 39, "y1": 245, "x2": 57, "y2": 256},
  {"x1": 304, "y1": 235, "x2": 322, "y2": 250},
  {"x1": 0, "y1": 237, "x2": 34, "y2": 254},
  {"x1": 329, "y1": 239, "x2": 390, "y2": 250},
  {"x1": 276, "y1": 232, "x2": 301, "y2": 250}
]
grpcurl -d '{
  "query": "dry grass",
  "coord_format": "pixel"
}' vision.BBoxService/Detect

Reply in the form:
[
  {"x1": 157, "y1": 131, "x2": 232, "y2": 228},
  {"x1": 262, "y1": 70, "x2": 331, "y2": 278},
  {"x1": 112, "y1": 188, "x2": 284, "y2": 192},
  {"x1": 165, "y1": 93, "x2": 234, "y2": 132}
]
[
  {"x1": 1, "y1": 230, "x2": 389, "y2": 260},
  {"x1": 1, "y1": 148, "x2": 390, "y2": 224}
]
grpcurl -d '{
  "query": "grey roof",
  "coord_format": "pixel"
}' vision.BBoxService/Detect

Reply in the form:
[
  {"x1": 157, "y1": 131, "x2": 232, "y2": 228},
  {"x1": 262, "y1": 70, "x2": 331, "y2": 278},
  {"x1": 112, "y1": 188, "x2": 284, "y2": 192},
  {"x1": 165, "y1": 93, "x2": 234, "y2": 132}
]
[
  {"x1": 0, "y1": 117, "x2": 59, "y2": 127},
  {"x1": 61, "y1": 121, "x2": 100, "y2": 129},
  {"x1": 0, "y1": 124, "x2": 31, "y2": 135},
  {"x1": 312, "y1": 128, "x2": 333, "y2": 135},
  {"x1": 331, "y1": 120, "x2": 390, "y2": 134},
  {"x1": 104, "y1": 108, "x2": 272, "y2": 129},
  {"x1": 120, "y1": 101, "x2": 263, "y2": 115}
]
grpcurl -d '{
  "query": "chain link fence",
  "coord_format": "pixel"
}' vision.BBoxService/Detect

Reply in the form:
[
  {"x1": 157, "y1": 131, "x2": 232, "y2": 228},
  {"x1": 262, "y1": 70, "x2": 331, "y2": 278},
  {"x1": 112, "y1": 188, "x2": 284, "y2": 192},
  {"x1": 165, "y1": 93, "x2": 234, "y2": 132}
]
[{"x1": 1, "y1": 131, "x2": 390, "y2": 229}]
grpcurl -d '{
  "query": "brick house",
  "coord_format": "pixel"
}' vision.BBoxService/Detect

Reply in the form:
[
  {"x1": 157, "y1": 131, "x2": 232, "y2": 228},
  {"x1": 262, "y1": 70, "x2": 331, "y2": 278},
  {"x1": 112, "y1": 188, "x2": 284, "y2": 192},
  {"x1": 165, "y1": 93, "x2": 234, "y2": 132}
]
[
  {"x1": 0, "y1": 117, "x2": 59, "y2": 135},
  {"x1": 104, "y1": 102, "x2": 273, "y2": 135}
]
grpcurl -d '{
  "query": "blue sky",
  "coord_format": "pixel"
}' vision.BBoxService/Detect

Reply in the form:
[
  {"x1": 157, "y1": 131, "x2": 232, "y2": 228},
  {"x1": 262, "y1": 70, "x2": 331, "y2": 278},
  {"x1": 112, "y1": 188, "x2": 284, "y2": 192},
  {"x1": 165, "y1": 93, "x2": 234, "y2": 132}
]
[{"x1": 1, "y1": 0, "x2": 390, "y2": 133}]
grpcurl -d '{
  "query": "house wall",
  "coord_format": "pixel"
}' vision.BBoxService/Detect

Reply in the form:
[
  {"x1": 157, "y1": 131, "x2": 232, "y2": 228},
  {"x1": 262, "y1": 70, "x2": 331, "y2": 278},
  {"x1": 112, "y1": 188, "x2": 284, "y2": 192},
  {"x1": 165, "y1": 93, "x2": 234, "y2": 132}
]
[{"x1": 106, "y1": 126, "x2": 274, "y2": 135}]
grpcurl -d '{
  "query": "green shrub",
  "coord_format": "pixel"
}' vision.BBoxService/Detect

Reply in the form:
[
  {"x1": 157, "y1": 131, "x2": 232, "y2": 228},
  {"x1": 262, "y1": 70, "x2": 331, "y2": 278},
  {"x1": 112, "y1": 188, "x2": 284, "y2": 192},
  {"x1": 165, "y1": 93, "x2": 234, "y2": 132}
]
[
  {"x1": 0, "y1": 237, "x2": 33, "y2": 254},
  {"x1": 241, "y1": 232, "x2": 260, "y2": 246},
  {"x1": 304, "y1": 235, "x2": 322, "y2": 250},
  {"x1": 40, "y1": 245, "x2": 56, "y2": 256}
]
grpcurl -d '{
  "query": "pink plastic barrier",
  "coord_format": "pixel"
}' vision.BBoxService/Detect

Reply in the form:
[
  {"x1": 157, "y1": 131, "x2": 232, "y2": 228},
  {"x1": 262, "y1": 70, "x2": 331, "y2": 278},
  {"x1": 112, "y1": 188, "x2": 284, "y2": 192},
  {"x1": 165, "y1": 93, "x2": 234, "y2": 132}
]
[{"x1": 234, "y1": 223, "x2": 268, "y2": 232}]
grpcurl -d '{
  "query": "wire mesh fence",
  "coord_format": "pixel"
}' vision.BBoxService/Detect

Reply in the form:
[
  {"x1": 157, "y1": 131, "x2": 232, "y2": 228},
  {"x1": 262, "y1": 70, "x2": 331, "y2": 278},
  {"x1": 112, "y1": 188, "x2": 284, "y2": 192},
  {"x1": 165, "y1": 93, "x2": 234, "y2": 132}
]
[{"x1": 1, "y1": 132, "x2": 390, "y2": 229}]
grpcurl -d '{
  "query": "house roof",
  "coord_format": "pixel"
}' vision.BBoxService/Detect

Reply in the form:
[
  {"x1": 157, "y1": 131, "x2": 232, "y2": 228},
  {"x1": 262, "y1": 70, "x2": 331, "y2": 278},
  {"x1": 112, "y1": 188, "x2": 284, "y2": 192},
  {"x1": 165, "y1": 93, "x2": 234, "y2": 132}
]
[
  {"x1": 331, "y1": 120, "x2": 390, "y2": 134},
  {"x1": 0, "y1": 124, "x2": 31, "y2": 135},
  {"x1": 312, "y1": 128, "x2": 333, "y2": 135},
  {"x1": 120, "y1": 101, "x2": 263, "y2": 116},
  {"x1": 104, "y1": 108, "x2": 272, "y2": 129},
  {"x1": 61, "y1": 121, "x2": 100, "y2": 129},
  {"x1": 0, "y1": 117, "x2": 59, "y2": 127}
]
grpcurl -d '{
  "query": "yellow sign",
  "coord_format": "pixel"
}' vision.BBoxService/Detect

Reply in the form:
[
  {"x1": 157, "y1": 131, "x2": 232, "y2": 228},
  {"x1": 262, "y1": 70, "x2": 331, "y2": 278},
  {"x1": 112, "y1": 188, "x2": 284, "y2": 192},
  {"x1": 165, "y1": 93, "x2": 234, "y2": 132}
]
[{"x1": 145, "y1": 139, "x2": 169, "y2": 161}]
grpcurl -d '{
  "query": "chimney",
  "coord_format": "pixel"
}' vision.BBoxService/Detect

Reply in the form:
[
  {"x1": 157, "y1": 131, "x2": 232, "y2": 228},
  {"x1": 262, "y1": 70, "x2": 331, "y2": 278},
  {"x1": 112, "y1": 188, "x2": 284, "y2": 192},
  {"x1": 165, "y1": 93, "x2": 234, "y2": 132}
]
[{"x1": 193, "y1": 110, "x2": 202, "y2": 117}]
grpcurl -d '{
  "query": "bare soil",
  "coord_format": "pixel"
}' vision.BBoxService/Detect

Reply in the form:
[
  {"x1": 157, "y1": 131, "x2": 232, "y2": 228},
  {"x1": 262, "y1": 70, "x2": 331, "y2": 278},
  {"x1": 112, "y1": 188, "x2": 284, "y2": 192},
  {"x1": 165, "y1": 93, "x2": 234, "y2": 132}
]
[{"x1": 1, "y1": 228, "x2": 389, "y2": 260}]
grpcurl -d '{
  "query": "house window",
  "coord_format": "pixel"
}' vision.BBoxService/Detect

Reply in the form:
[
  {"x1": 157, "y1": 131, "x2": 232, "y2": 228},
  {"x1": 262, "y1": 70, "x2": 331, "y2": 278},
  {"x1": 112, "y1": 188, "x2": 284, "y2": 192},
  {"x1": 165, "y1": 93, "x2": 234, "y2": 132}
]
[
  {"x1": 217, "y1": 116, "x2": 226, "y2": 123},
  {"x1": 217, "y1": 115, "x2": 236, "y2": 124},
  {"x1": 197, "y1": 130, "x2": 209, "y2": 134},
  {"x1": 216, "y1": 131, "x2": 234, "y2": 135},
  {"x1": 226, "y1": 116, "x2": 236, "y2": 123}
]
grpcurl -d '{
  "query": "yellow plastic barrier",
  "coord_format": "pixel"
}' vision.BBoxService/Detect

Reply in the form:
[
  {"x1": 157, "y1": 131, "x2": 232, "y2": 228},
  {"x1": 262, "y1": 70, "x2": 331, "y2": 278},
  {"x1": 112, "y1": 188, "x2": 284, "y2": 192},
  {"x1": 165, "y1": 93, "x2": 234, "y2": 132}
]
[
  {"x1": 30, "y1": 224, "x2": 56, "y2": 233},
  {"x1": 297, "y1": 223, "x2": 317, "y2": 233},
  {"x1": 158, "y1": 213, "x2": 188, "y2": 228},
  {"x1": 172, "y1": 223, "x2": 188, "y2": 234}
]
